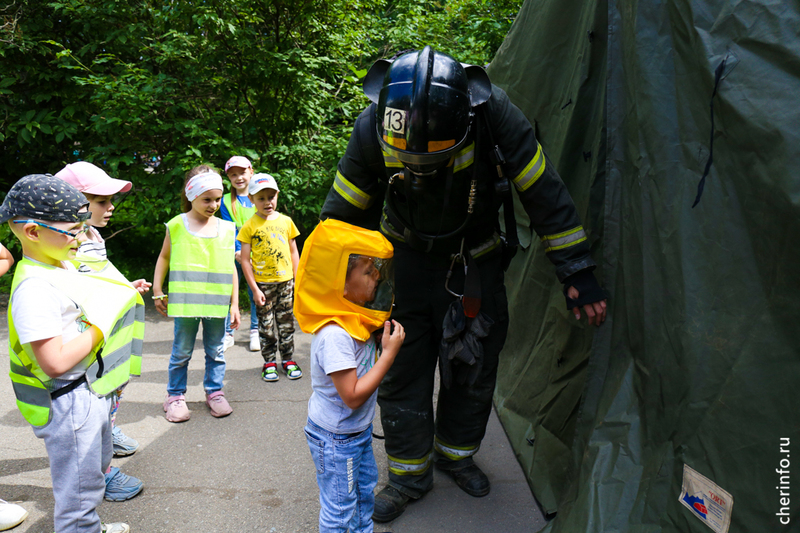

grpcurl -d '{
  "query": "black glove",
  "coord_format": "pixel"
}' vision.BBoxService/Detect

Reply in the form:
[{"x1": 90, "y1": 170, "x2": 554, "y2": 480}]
[
  {"x1": 439, "y1": 300, "x2": 494, "y2": 388},
  {"x1": 562, "y1": 269, "x2": 608, "y2": 310}
]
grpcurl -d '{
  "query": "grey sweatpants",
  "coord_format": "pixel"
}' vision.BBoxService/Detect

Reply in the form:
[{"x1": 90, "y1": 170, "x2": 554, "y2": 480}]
[{"x1": 33, "y1": 382, "x2": 112, "y2": 533}]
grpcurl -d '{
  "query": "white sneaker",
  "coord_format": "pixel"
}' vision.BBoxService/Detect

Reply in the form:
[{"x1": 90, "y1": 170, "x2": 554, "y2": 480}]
[
  {"x1": 222, "y1": 334, "x2": 235, "y2": 351},
  {"x1": 0, "y1": 499, "x2": 28, "y2": 531},
  {"x1": 101, "y1": 523, "x2": 130, "y2": 533},
  {"x1": 249, "y1": 329, "x2": 260, "y2": 352}
]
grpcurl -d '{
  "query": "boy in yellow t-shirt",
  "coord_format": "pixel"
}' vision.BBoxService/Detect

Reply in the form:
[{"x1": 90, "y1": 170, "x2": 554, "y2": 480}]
[{"x1": 238, "y1": 174, "x2": 302, "y2": 382}]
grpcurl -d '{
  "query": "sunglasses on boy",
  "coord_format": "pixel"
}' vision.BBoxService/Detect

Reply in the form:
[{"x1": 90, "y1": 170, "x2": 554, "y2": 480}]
[{"x1": 13, "y1": 219, "x2": 90, "y2": 238}]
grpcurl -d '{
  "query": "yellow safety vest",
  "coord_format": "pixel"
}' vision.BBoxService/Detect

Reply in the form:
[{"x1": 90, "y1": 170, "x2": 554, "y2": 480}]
[
  {"x1": 7, "y1": 258, "x2": 145, "y2": 427},
  {"x1": 74, "y1": 253, "x2": 144, "y2": 376},
  {"x1": 222, "y1": 192, "x2": 256, "y2": 228},
  {"x1": 166, "y1": 215, "x2": 235, "y2": 318}
]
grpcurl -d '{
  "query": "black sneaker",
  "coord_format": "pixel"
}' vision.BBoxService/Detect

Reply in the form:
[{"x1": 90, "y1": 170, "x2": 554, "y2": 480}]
[{"x1": 373, "y1": 485, "x2": 410, "y2": 522}]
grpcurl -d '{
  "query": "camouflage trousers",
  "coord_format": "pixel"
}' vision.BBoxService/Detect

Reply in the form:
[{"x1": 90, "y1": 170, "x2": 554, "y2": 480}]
[{"x1": 255, "y1": 280, "x2": 295, "y2": 363}]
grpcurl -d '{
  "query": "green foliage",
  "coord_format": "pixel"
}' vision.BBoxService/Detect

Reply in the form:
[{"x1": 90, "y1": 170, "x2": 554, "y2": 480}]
[{"x1": 0, "y1": 0, "x2": 521, "y2": 287}]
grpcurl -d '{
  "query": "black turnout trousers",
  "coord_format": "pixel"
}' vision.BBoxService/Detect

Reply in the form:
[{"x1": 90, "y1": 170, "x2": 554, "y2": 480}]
[{"x1": 379, "y1": 240, "x2": 509, "y2": 498}]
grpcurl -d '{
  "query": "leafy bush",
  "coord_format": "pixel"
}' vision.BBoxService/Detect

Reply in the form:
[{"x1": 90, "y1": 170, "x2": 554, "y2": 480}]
[{"x1": 0, "y1": 0, "x2": 521, "y2": 288}]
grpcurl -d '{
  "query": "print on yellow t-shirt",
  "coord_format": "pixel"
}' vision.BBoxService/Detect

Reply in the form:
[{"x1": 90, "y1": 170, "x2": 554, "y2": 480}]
[{"x1": 237, "y1": 213, "x2": 300, "y2": 283}]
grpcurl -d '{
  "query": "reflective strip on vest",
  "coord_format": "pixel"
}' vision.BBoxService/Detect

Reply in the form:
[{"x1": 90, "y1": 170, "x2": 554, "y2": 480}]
[
  {"x1": 333, "y1": 171, "x2": 373, "y2": 210},
  {"x1": 540, "y1": 226, "x2": 587, "y2": 252},
  {"x1": 434, "y1": 437, "x2": 480, "y2": 461},
  {"x1": 387, "y1": 452, "x2": 432, "y2": 476},
  {"x1": 9, "y1": 351, "x2": 51, "y2": 426},
  {"x1": 166, "y1": 216, "x2": 234, "y2": 318},
  {"x1": 169, "y1": 271, "x2": 233, "y2": 284},
  {"x1": 130, "y1": 303, "x2": 145, "y2": 376},
  {"x1": 169, "y1": 293, "x2": 233, "y2": 306},
  {"x1": 453, "y1": 142, "x2": 475, "y2": 174},
  {"x1": 512, "y1": 143, "x2": 546, "y2": 192},
  {"x1": 382, "y1": 151, "x2": 404, "y2": 168}
]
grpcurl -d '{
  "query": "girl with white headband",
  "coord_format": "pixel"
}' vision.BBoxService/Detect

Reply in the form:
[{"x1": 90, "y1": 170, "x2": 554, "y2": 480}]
[{"x1": 152, "y1": 164, "x2": 241, "y2": 422}]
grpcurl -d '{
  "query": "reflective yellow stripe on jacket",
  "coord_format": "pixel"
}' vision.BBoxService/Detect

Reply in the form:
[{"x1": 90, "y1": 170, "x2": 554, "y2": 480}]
[
  {"x1": 540, "y1": 226, "x2": 587, "y2": 252},
  {"x1": 333, "y1": 171, "x2": 374, "y2": 210},
  {"x1": 512, "y1": 143, "x2": 546, "y2": 192}
]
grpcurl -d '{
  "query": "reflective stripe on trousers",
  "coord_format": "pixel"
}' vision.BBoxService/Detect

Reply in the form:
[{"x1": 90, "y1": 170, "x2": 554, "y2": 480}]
[
  {"x1": 387, "y1": 451, "x2": 433, "y2": 476},
  {"x1": 434, "y1": 436, "x2": 479, "y2": 462}
]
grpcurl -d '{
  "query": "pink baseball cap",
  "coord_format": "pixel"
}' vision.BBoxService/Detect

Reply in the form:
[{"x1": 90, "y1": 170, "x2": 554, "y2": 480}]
[
  {"x1": 225, "y1": 156, "x2": 252, "y2": 172},
  {"x1": 55, "y1": 162, "x2": 132, "y2": 196}
]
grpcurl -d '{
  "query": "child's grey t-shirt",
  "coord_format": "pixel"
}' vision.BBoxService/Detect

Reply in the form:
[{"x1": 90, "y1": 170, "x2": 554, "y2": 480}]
[{"x1": 308, "y1": 323, "x2": 378, "y2": 434}]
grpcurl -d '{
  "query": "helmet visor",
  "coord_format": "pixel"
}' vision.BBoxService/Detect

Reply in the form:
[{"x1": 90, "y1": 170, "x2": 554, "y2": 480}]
[
  {"x1": 344, "y1": 254, "x2": 394, "y2": 312},
  {"x1": 379, "y1": 133, "x2": 468, "y2": 175}
]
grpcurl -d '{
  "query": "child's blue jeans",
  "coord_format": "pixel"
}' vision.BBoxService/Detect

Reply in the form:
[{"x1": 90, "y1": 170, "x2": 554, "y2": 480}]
[
  {"x1": 305, "y1": 419, "x2": 377, "y2": 533},
  {"x1": 225, "y1": 261, "x2": 258, "y2": 334},
  {"x1": 168, "y1": 316, "x2": 227, "y2": 396}
]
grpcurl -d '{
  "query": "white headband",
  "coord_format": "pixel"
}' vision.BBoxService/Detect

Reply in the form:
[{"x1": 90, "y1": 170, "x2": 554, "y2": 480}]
[{"x1": 185, "y1": 171, "x2": 223, "y2": 202}]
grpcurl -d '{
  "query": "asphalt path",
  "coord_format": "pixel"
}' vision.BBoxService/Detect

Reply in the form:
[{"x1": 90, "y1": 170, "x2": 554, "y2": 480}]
[{"x1": 0, "y1": 298, "x2": 547, "y2": 532}]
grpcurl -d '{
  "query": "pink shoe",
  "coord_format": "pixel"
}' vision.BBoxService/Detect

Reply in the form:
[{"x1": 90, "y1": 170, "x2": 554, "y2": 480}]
[
  {"x1": 163, "y1": 395, "x2": 191, "y2": 423},
  {"x1": 206, "y1": 391, "x2": 233, "y2": 418}
]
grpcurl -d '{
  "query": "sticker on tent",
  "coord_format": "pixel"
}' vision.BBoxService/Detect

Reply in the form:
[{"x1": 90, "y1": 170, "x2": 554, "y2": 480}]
[{"x1": 679, "y1": 464, "x2": 733, "y2": 533}]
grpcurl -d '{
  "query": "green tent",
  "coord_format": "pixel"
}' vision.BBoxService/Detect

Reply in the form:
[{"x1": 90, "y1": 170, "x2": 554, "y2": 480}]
[{"x1": 488, "y1": 0, "x2": 800, "y2": 531}]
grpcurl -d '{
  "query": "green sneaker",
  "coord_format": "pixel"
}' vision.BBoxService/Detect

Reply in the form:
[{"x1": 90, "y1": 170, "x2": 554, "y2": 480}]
[
  {"x1": 282, "y1": 360, "x2": 303, "y2": 380},
  {"x1": 262, "y1": 363, "x2": 279, "y2": 382}
]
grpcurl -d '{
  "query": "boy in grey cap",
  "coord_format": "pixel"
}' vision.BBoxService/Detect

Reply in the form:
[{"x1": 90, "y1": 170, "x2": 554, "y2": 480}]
[{"x1": 3, "y1": 174, "x2": 133, "y2": 533}]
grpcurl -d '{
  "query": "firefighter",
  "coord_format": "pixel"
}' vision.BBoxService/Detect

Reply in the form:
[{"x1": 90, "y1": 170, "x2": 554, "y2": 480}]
[{"x1": 320, "y1": 46, "x2": 608, "y2": 522}]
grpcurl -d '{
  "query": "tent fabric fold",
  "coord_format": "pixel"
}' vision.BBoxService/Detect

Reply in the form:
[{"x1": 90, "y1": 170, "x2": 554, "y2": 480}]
[{"x1": 489, "y1": 0, "x2": 800, "y2": 531}]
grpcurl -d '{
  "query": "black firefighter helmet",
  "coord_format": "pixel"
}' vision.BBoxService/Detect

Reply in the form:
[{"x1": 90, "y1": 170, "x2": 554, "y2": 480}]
[{"x1": 363, "y1": 46, "x2": 492, "y2": 175}]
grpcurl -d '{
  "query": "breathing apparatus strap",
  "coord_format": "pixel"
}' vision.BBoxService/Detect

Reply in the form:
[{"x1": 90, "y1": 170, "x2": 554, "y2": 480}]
[
  {"x1": 384, "y1": 167, "x2": 473, "y2": 250},
  {"x1": 477, "y1": 105, "x2": 519, "y2": 270}
]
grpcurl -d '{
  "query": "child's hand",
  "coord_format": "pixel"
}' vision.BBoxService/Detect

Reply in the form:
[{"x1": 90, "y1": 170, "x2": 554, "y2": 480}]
[
  {"x1": 381, "y1": 320, "x2": 405, "y2": 362},
  {"x1": 234, "y1": 251, "x2": 242, "y2": 264},
  {"x1": 230, "y1": 307, "x2": 241, "y2": 330},
  {"x1": 154, "y1": 295, "x2": 168, "y2": 317},
  {"x1": 132, "y1": 279, "x2": 152, "y2": 294},
  {"x1": 253, "y1": 288, "x2": 266, "y2": 307}
]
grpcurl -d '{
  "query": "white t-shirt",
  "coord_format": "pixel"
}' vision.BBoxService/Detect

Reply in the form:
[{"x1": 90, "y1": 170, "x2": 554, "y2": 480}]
[
  {"x1": 11, "y1": 258, "x2": 92, "y2": 383},
  {"x1": 308, "y1": 324, "x2": 379, "y2": 434},
  {"x1": 77, "y1": 226, "x2": 107, "y2": 273}
]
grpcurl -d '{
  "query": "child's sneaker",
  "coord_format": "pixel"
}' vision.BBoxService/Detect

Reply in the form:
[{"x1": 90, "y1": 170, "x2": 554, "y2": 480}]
[
  {"x1": 222, "y1": 333, "x2": 235, "y2": 351},
  {"x1": 249, "y1": 329, "x2": 260, "y2": 352},
  {"x1": 282, "y1": 361, "x2": 303, "y2": 380},
  {"x1": 205, "y1": 391, "x2": 233, "y2": 418},
  {"x1": 0, "y1": 499, "x2": 28, "y2": 530},
  {"x1": 262, "y1": 362, "x2": 279, "y2": 382},
  {"x1": 101, "y1": 523, "x2": 130, "y2": 533},
  {"x1": 112, "y1": 425, "x2": 139, "y2": 457},
  {"x1": 163, "y1": 395, "x2": 191, "y2": 423},
  {"x1": 104, "y1": 467, "x2": 143, "y2": 502}
]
